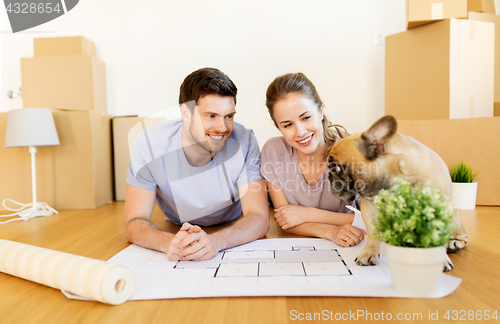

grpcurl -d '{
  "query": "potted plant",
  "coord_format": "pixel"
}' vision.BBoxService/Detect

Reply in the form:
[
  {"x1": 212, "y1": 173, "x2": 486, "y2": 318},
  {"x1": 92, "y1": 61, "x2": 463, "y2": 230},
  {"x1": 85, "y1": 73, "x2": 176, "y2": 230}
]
[
  {"x1": 449, "y1": 162, "x2": 480, "y2": 210},
  {"x1": 372, "y1": 178, "x2": 456, "y2": 297}
]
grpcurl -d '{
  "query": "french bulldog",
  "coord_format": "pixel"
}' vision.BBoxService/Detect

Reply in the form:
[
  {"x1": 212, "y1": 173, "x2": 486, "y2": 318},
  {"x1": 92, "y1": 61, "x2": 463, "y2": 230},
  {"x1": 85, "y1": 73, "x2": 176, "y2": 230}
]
[{"x1": 327, "y1": 115, "x2": 468, "y2": 271}]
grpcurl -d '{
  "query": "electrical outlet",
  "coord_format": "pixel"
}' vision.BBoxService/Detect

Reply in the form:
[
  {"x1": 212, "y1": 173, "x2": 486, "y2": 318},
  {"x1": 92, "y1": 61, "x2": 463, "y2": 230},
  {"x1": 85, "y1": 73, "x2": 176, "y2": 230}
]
[{"x1": 373, "y1": 30, "x2": 402, "y2": 46}]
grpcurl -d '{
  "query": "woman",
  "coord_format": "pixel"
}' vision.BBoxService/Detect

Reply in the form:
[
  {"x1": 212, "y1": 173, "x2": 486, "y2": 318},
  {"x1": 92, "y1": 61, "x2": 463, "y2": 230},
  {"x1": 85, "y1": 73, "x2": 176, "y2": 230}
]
[{"x1": 261, "y1": 72, "x2": 365, "y2": 247}]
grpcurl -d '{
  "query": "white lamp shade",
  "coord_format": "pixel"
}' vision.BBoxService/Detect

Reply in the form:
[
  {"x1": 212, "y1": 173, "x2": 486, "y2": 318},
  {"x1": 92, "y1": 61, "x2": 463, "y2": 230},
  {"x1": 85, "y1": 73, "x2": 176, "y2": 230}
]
[{"x1": 5, "y1": 108, "x2": 60, "y2": 147}]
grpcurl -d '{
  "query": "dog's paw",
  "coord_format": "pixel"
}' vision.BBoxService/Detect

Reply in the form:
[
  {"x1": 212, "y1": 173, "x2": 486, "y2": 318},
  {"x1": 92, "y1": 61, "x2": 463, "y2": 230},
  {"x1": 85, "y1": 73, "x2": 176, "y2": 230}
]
[
  {"x1": 355, "y1": 252, "x2": 379, "y2": 266},
  {"x1": 447, "y1": 235, "x2": 469, "y2": 253},
  {"x1": 443, "y1": 254, "x2": 454, "y2": 272}
]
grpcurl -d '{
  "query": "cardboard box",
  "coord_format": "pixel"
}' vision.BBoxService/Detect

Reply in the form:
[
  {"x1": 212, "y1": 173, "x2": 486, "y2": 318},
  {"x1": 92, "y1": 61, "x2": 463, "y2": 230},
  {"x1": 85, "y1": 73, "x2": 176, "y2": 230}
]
[
  {"x1": 112, "y1": 116, "x2": 164, "y2": 201},
  {"x1": 397, "y1": 117, "x2": 500, "y2": 206},
  {"x1": 468, "y1": 0, "x2": 496, "y2": 14},
  {"x1": 495, "y1": 102, "x2": 500, "y2": 116},
  {"x1": 0, "y1": 110, "x2": 112, "y2": 211},
  {"x1": 481, "y1": 0, "x2": 496, "y2": 14},
  {"x1": 469, "y1": 12, "x2": 500, "y2": 103},
  {"x1": 34, "y1": 36, "x2": 96, "y2": 57},
  {"x1": 21, "y1": 56, "x2": 106, "y2": 112},
  {"x1": 52, "y1": 110, "x2": 113, "y2": 209},
  {"x1": 386, "y1": 19, "x2": 494, "y2": 120},
  {"x1": 407, "y1": 0, "x2": 467, "y2": 29}
]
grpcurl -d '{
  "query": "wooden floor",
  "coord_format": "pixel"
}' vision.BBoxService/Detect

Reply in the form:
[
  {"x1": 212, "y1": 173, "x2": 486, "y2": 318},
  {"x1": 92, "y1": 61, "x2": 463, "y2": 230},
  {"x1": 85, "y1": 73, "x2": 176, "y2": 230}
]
[{"x1": 0, "y1": 203, "x2": 499, "y2": 324}]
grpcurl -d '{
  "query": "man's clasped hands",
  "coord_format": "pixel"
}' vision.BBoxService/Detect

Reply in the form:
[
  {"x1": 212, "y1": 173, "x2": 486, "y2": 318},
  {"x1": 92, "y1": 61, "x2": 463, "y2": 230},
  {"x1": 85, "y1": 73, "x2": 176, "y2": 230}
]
[{"x1": 167, "y1": 223, "x2": 221, "y2": 262}]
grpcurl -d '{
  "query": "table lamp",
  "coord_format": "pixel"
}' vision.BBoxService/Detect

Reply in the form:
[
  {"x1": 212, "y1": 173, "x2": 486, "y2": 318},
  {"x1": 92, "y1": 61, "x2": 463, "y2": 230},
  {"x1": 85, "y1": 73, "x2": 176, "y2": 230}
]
[{"x1": 2, "y1": 108, "x2": 60, "y2": 224}]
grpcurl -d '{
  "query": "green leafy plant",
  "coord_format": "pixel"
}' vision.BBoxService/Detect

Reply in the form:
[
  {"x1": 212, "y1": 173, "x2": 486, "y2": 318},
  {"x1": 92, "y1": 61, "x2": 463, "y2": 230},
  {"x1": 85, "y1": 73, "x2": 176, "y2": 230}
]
[
  {"x1": 450, "y1": 161, "x2": 481, "y2": 183},
  {"x1": 372, "y1": 178, "x2": 456, "y2": 248}
]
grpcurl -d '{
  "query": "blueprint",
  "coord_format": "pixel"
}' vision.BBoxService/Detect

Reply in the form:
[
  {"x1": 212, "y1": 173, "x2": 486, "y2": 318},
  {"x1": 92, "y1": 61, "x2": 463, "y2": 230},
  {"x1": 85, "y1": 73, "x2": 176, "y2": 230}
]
[
  {"x1": 63, "y1": 209, "x2": 462, "y2": 300},
  {"x1": 66, "y1": 237, "x2": 460, "y2": 300}
]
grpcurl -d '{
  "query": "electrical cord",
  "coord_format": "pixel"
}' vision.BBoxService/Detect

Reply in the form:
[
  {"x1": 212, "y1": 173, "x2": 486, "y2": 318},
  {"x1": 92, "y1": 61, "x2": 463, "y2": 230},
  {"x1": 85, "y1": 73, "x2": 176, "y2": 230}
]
[{"x1": 0, "y1": 198, "x2": 58, "y2": 224}]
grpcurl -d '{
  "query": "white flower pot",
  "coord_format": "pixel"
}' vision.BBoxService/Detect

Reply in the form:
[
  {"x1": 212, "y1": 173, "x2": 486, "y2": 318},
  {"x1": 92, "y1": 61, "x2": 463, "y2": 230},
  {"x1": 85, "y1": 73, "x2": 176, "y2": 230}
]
[
  {"x1": 384, "y1": 244, "x2": 446, "y2": 297},
  {"x1": 451, "y1": 182, "x2": 478, "y2": 210}
]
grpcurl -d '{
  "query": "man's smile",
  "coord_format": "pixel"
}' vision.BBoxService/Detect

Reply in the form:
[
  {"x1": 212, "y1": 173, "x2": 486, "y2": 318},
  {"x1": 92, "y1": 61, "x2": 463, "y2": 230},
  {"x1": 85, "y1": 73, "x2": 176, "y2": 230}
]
[{"x1": 207, "y1": 134, "x2": 226, "y2": 141}]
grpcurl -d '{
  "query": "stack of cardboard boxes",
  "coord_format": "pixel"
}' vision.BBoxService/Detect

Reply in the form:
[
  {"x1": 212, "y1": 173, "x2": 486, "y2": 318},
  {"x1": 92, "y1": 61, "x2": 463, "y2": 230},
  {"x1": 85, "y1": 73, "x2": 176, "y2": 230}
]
[
  {"x1": 386, "y1": 0, "x2": 500, "y2": 205},
  {"x1": 0, "y1": 36, "x2": 113, "y2": 211}
]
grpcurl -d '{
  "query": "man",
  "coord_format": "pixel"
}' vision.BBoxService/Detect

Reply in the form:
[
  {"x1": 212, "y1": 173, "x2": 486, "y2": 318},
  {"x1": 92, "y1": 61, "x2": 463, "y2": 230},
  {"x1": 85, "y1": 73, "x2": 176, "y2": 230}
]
[{"x1": 124, "y1": 68, "x2": 269, "y2": 261}]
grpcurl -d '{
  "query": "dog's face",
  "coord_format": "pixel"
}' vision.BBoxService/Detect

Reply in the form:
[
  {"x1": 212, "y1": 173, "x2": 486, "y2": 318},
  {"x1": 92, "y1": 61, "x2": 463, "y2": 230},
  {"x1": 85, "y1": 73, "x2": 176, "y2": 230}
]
[{"x1": 327, "y1": 116, "x2": 397, "y2": 201}]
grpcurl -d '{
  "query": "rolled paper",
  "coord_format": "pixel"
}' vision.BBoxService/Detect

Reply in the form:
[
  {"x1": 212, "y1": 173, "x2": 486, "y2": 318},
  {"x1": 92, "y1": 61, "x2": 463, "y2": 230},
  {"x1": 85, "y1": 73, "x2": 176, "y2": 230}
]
[{"x1": 0, "y1": 239, "x2": 135, "y2": 305}]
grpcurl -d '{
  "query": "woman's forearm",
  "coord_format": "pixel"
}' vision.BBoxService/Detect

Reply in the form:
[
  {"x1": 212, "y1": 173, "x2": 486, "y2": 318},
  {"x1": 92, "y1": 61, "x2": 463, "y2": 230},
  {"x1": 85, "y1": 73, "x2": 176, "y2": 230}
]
[
  {"x1": 284, "y1": 222, "x2": 338, "y2": 241},
  {"x1": 306, "y1": 207, "x2": 354, "y2": 226}
]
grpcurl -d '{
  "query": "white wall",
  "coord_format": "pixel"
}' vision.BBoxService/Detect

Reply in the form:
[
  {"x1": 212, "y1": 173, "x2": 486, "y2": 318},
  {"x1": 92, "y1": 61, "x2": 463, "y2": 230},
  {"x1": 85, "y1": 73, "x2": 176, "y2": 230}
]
[{"x1": 2, "y1": 1, "x2": 408, "y2": 146}]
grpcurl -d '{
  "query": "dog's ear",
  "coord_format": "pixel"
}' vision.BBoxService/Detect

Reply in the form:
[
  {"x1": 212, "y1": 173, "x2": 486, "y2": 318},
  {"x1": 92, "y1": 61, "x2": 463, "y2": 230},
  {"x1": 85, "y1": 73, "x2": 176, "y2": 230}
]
[
  {"x1": 329, "y1": 125, "x2": 350, "y2": 140},
  {"x1": 335, "y1": 126, "x2": 350, "y2": 139},
  {"x1": 359, "y1": 115, "x2": 397, "y2": 159}
]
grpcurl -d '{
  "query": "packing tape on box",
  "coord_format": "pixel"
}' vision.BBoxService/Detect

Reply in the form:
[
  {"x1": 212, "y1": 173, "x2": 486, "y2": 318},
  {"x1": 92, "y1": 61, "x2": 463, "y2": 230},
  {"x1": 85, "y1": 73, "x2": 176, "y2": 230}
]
[{"x1": 0, "y1": 239, "x2": 135, "y2": 305}]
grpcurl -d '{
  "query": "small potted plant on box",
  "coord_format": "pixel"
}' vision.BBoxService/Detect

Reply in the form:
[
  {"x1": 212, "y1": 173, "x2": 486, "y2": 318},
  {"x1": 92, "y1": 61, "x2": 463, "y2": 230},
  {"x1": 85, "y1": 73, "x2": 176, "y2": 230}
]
[
  {"x1": 372, "y1": 178, "x2": 456, "y2": 297},
  {"x1": 450, "y1": 162, "x2": 480, "y2": 210}
]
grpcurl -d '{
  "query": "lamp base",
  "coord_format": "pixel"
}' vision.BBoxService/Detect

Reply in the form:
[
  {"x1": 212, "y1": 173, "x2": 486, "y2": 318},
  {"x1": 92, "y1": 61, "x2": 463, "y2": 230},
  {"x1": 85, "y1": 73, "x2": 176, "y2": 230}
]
[{"x1": 1, "y1": 199, "x2": 58, "y2": 224}]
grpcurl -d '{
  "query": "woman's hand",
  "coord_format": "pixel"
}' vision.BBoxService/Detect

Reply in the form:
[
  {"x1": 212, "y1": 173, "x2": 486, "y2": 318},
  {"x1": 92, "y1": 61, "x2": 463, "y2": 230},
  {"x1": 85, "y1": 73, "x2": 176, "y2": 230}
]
[
  {"x1": 274, "y1": 205, "x2": 311, "y2": 230},
  {"x1": 329, "y1": 224, "x2": 366, "y2": 247}
]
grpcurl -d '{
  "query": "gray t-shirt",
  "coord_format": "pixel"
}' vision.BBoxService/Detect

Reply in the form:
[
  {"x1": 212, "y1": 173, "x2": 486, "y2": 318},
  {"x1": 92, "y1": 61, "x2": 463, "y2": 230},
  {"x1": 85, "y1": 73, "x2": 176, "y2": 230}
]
[
  {"x1": 127, "y1": 119, "x2": 262, "y2": 226},
  {"x1": 260, "y1": 137, "x2": 354, "y2": 214}
]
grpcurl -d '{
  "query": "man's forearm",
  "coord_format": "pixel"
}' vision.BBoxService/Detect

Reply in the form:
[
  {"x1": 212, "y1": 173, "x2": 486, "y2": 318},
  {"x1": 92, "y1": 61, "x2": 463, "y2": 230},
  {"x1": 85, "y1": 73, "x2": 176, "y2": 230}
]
[
  {"x1": 211, "y1": 211, "x2": 269, "y2": 251},
  {"x1": 124, "y1": 217, "x2": 175, "y2": 253}
]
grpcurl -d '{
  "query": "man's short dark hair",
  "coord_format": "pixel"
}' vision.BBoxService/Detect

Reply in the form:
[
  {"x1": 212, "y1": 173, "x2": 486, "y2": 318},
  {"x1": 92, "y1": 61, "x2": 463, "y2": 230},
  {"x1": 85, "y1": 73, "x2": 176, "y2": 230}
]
[{"x1": 179, "y1": 68, "x2": 237, "y2": 111}]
